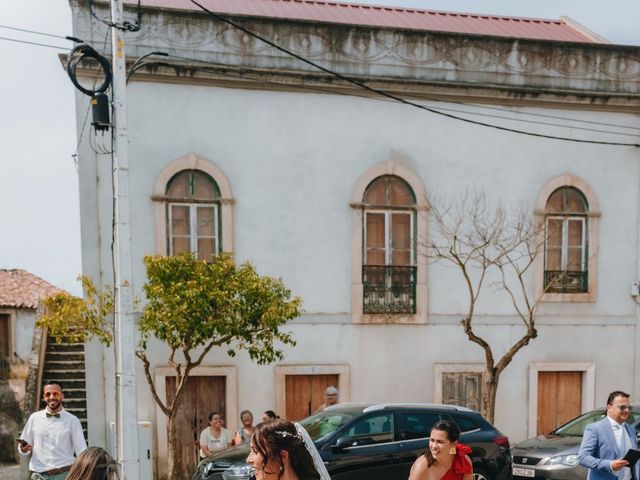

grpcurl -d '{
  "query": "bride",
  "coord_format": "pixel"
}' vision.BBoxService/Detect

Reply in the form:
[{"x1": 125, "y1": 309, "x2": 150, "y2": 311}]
[{"x1": 247, "y1": 419, "x2": 331, "y2": 480}]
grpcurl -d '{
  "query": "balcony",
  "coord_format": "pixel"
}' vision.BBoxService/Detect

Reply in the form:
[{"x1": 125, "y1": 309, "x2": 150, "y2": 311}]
[
  {"x1": 363, "y1": 265, "x2": 416, "y2": 314},
  {"x1": 544, "y1": 270, "x2": 588, "y2": 293}
]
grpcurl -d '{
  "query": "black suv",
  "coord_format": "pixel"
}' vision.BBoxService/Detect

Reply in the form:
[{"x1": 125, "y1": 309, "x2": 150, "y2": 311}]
[{"x1": 193, "y1": 403, "x2": 512, "y2": 480}]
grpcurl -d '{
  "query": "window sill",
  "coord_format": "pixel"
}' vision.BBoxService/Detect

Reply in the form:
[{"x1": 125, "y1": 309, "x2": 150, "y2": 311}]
[
  {"x1": 353, "y1": 313, "x2": 427, "y2": 324},
  {"x1": 540, "y1": 291, "x2": 596, "y2": 303}
]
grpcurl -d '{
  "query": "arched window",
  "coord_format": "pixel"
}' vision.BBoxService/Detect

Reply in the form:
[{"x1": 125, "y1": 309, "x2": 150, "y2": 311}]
[
  {"x1": 362, "y1": 175, "x2": 416, "y2": 313},
  {"x1": 166, "y1": 170, "x2": 221, "y2": 260},
  {"x1": 544, "y1": 186, "x2": 588, "y2": 293}
]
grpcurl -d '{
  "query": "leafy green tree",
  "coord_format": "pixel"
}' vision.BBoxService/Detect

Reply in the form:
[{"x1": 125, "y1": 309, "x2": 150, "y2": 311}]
[
  {"x1": 39, "y1": 276, "x2": 114, "y2": 346},
  {"x1": 39, "y1": 253, "x2": 302, "y2": 480}
]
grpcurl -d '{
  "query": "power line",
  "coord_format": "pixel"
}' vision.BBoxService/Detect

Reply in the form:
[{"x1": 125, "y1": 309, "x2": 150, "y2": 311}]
[
  {"x1": 188, "y1": 0, "x2": 640, "y2": 148},
  {"x1": 136, "y1": 51, "x2": 640, "y2": 140},
  {"x1": 0, "y1": 35, "x2": 68, "y2": 50},
  {"x1": 5, "y1": 19, "x2": 637, "y2": 137},
  {"x1": 436, "y1": 100, "x2": 640, "y2": 133},
  {"x1": 6, "y1": 15, "x2": 626, "y2": 135},
  {"x1": 0, "y1": 24, "x2": 82, "y2": 43}
]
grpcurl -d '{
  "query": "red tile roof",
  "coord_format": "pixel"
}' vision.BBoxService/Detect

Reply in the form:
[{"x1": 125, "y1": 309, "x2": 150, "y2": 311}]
[
  {"x1": 0, "y1": 270, "x2": 62, "y2": 309},
  {"x1": 127, "y1": 0, "x2": 603, "y2": 43}
]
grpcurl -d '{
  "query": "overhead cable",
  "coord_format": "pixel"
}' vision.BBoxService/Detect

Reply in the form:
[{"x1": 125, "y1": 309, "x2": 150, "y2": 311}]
[
  {"x1": 138, "y1": 51, "x2": 640, "y2": 140},
  {"x1": 0, "y1": 24, "x2": 83, "y2": 43},
  {"x1": 0, "y1": 35, "x2": 68, "y2": 50},
  {"x1": 188, "y1": 0, "x2": 640, "y2": 148},
  {"x1": 86, "y1": 0, "x2": 143, "y2": 32}
]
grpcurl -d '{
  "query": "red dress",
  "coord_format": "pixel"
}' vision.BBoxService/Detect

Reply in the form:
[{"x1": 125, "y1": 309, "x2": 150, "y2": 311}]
[{"x1": 440, "y1": 444, "x2": 473, "y2": 480}]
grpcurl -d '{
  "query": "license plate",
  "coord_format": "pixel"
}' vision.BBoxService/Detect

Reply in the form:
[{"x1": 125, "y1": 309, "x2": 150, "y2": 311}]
[{"x1": 513, "y1": 467, "x2": 535, "y2": 478}]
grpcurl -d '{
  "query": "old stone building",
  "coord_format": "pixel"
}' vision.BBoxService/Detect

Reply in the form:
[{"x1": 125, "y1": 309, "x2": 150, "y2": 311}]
[{"x1": 69, "y1": 0, "x2": 640, "y2": 477}]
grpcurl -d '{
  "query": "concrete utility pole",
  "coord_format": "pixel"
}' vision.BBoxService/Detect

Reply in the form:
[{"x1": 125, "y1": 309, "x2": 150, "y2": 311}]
[{"x1": 110, "y1": 0, "x2": 140, "y2": 478}]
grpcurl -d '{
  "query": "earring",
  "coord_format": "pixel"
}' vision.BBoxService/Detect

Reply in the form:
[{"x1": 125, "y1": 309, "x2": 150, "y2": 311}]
[{"x1": 449, "y1": 446, "x2": 457, "y2": 455}]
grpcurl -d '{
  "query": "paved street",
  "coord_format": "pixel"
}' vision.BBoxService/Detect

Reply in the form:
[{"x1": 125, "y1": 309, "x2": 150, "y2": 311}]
[{"x1": 0, "y1": 464, "x2": 20, "y2": 480}]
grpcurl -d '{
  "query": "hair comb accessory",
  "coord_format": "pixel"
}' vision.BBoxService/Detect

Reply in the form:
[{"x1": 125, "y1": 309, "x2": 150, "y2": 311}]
[{"x1": 275, "y1": 430, "x2": 301, "y2": 440}]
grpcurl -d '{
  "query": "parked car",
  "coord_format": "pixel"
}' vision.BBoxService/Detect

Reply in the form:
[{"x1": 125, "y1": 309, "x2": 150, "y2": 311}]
[
  {"x1": 511, "y1": 407, "x2": 640, "y2": 480},
  {"x1": 192, "y1": 402, "x2": 512, "y2": 480}
]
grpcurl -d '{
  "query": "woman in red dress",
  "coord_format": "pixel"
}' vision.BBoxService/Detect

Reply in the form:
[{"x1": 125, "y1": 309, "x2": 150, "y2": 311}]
[{"x1": 408, "y1": 420, "x2": 473, "y2": 480}]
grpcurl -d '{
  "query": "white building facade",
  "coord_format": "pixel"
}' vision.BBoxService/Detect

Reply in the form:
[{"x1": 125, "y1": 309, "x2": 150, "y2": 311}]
[{"x1": 69, "y1": 0, "x2": 640, "y2": 477}]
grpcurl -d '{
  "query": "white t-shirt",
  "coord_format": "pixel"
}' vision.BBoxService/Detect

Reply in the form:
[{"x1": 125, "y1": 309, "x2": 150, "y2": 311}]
[{"x1": 199, "y1": 427, "x2": 232, "y2": 458}]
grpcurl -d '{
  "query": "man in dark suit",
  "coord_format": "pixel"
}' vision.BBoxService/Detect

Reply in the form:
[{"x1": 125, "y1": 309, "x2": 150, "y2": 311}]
[{"x1": 578, "y1": 391, "x2": 639, "y2": 480}]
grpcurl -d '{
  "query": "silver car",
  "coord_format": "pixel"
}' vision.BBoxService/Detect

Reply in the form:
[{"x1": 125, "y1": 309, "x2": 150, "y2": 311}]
[{"x1": 512, "y1": 407, "x2": 640, "y2": 480}]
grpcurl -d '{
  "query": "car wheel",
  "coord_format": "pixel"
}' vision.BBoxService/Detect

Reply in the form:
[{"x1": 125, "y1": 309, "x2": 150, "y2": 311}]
[{"x1": 473, "y1": 468, "x2": 491, "y2": 480}]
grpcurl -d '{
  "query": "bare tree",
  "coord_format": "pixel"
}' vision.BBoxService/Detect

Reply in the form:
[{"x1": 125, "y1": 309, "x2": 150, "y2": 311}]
[{"x1": 426, "y1": 190, "x2": 547, "y2": 423}]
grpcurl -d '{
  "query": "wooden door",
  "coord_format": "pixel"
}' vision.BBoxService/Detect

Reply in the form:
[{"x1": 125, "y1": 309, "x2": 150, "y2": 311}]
[
  {"x1": 166, "y1": 376, "x2": 226, "y2": 478},
  {"x1": 285, "y1": 374, "x2": 339, "y2": 421},
  {"x1": 442, "y1": 372, "x2": 482, "y2": 411},
  {"x1": 537, "y1": 371, "x2": 582, "y2": 435},
  {"x1": 0, "y1": 314, "x2": 9, "y2": 358}
]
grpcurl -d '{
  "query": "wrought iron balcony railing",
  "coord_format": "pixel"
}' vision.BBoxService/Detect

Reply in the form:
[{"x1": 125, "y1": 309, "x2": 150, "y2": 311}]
[
  {"x1": 363, "y1": 265, "x2": 417, "y2": 314},
  {"x1": 544, "y1": 270, "x2": 588, "y2": 293}
]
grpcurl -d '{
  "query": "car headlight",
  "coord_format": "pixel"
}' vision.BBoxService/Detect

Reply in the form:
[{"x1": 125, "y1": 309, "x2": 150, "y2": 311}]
[
  {"x1": 221, "y1": 463, "x2": 255, "y2": 480},
  {"x1": 546, "y1": 454, "x2": 579, "y2": 466}
]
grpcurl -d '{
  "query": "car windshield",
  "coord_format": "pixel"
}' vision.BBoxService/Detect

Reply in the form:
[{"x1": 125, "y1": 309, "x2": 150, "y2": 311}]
[
  {"x1": 300, "y1": 410, "x2": 356, "y2": 442},
  {"x1": 554, "y1": 409, "x2": 640, "y2": 436}
]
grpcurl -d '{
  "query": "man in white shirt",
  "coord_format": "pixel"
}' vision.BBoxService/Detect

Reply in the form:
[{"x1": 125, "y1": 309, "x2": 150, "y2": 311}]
[
  {"x1": 18, "y1": 381, "x2": 87, "y2": 479},
  {"x1": 578, "y1": 390, "x2": 639, "y2": 480}
]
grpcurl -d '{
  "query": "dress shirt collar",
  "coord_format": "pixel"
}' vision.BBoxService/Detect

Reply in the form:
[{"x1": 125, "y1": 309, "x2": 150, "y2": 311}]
[
  {"x1": 45, "y1": 407, "x2": 65, "y2": 417},
  {"x1": 608, "y1": 415, "x2": 625, "y2": 428}
]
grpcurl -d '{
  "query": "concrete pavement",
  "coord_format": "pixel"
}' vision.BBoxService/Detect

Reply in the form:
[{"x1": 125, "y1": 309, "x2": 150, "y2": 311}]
[{"x1": 0, "y1": 464, "x2": 20, "y2": 480}]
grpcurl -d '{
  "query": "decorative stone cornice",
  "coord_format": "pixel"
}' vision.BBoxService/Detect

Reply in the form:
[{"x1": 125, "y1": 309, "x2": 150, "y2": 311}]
[{"x1": 69, "y1": 1, "x2": 640, "y2": 107}]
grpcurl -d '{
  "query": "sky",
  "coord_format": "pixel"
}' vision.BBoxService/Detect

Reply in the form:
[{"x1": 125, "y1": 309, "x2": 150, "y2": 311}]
[{"x1": 1, "y1": 0, "x2": 639, "y2": 296}]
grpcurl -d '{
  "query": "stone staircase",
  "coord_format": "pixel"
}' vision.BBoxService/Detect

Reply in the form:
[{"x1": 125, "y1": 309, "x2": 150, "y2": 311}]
[{"x1": 40, "y1": 337, "x2": 88, "y2": 436}]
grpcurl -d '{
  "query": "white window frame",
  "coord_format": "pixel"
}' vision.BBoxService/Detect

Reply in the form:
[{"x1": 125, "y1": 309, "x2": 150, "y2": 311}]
[
  {"x1": 364, "y1": 210, "x2": 415, "y2": 266},
  {"x1": 153, "y1": 154, "x2": 235, "y2": 256},
  {"x1": 168, "y1": 202, "x2": 219, "y2": 258},
  {"x1": 545, "y1": 215, "x2": 587, "y2": 272}
]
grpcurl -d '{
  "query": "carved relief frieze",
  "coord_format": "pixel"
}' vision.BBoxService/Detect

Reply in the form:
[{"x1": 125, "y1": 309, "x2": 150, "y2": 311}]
[
  {"x1": 393, "y1": 34, "x2": 440, "y2": 66},
  {"x1": 277, "y1": 30, "x2": 330, "y2": 57},
  {"x1": 600, "y1": 56, "x2": 640, "y2": 80},
  {"x1": 446, "y1": 44, "x2": 501, "y2": 69},
  {"x1": 551, "y1": 51, "x2": 597, "y2": 77},
  {"x1": 339, "y1": 31, "x2": 395, "y2": 62},
  {"x1": 219, "y1": 25, "x2": 271, "y2": 53},
  {"x1": 158, "y1": 21, "x2": 214, "y2": 48},
  {"x1": 69, "y1": 4, "x2": 640, "y2": 92},
  {"x1": 503, "y1": 49, "x2": 550, "y2": 74}
]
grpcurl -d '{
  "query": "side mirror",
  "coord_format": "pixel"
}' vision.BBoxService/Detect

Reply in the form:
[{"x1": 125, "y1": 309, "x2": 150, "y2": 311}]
[{"x1": 332, "y1": 436, "x2": 355, "y2": 450}]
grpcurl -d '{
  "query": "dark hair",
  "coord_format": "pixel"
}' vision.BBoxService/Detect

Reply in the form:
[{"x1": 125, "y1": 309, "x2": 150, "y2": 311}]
[
  {"x1": 424, "y1": 420, "x2": 461, "y2": 467},
  {"x1": 240, "y1": 410, "x2": 253, "y2": 420},
  {"x1": 66, "y1": 447, "x2": 119, "y2": 480},
  {"x1": 263, "y1": 410, "x2": 279, "y2": 420},
  {"x1": 43, "y1": 380, "x2": 63, "y2": 391},
  {"x1": 607, "y1": 391, "x2": 630, "y2": 406},
  {"x1": 251, "y1": 420, "x2": 320, "y2": 480},
  {"x1": 208, "y1": 411, "x2": 221, "y2": 422}
]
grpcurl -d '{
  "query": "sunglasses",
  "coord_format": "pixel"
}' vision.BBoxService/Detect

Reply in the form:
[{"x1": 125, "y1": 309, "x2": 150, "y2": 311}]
[{"x1": 613, "y1": 405, "x2": 633, "y2": 412}]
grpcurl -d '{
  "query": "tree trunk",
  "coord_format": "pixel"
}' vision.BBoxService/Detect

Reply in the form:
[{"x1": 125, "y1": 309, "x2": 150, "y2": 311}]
[
  {"x1": 167, "y1": 413, "x2": 189, "y2": 480},
  {"x1": 481, "y1": 369, "x2": 500, "y2": 424}
]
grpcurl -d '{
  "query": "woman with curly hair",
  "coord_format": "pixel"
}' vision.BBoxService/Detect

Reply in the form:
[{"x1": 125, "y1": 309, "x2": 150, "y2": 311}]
[
  {"x1": 247, "y1": 419, "x2": 329, "y2": 480},
  {"x1": 408, "y1": 420, "x2": 473, "y2": 480},
  {"x1": 66, "y1": 446, "x2": 119, "y2": 480}
]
